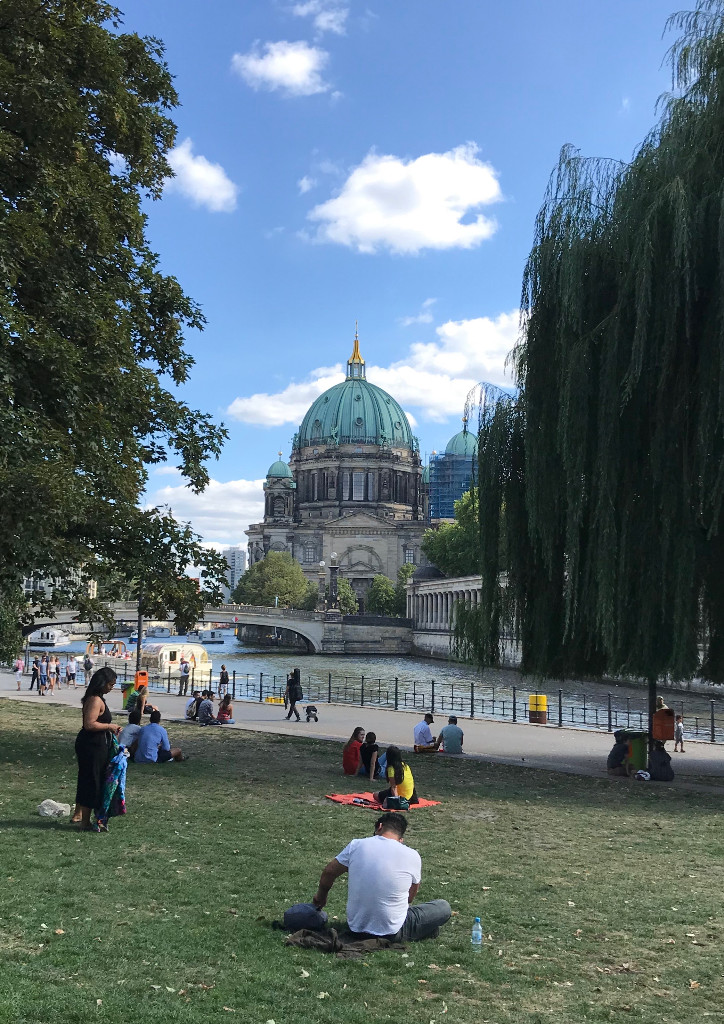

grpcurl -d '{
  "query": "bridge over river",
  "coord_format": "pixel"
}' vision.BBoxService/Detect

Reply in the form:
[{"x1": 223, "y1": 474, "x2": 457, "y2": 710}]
[{"x1": 31, "y1": 602, "x2": 413, "y2": 656}]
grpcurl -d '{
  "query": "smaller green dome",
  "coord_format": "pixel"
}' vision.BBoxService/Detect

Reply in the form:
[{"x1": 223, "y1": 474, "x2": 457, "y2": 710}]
[
  {"x1": 422, "y1": 465, "x2": 430, "y2": 483},
  {"x1": 445, "y1": 428, "x2": 477, "y2": 457},
  {"x1": 267, "y1": 455, "x2": 292, "y2": 479}
]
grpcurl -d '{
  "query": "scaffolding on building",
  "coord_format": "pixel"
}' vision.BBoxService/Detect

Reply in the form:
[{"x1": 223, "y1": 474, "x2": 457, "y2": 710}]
[{"x1": 428, "y1": 451, "x2": 475, "y2": 520}]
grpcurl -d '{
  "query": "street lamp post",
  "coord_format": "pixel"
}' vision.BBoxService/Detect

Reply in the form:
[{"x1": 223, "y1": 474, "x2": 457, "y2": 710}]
[
  {"x1": 329, "y1": 552, "x2": 339, "y2": 610},
  {"x1": 317, "y1": 561, "x2": 326, "y2": 611}
]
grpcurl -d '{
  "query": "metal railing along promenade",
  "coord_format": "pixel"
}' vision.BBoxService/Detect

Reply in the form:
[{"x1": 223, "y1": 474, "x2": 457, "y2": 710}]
[{"x1": 99, "y1": 660, "x2": 724, "y2": 744}]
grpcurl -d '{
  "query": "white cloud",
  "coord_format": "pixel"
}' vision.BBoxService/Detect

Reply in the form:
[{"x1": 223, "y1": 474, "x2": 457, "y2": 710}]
[
  {"x1": 226, "y1": 311, "x2": 519, "y2": 426},
  {"x1": 152, "y1": 465, "x2": 182, "y2": 477},
  {"x1": 298, "y1": 175, "x2": 317, "y2": 194},
  {"x1": 232, "y1": 40, "x2": 330, "y2": 96},
  {"x1": 165, "y1": 139, "x2": 239, "y2": 213},
  {"x1": 147, "y1": 477, "x2": 265, "y2": 546},
  {"x1": 292, "y1": 0, "x2": 349, "y2": 35},
  {"x1": 307, "y1": 143, "x2": 502, "y2": 254},
  {"x1": 399, "y1": 297, "x2": 437, "y2": 327},
  {"x1": 227, "y1": 364, "x2": 345, "y2": 427}
]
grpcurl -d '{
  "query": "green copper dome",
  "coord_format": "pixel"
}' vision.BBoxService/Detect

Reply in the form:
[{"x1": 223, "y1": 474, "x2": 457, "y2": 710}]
[
  {"x1": 267, "y1": 456, "x2": 293, "y2": 478},
  {"x1": 445, "y1": 427, "x2": 477, "y2": 457},
  {"x1": 296, "y1": 334, "x2": 415, "y2": 450}
]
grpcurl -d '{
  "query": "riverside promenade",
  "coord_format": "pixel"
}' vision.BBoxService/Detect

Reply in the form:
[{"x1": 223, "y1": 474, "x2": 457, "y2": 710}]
[{"x1": 2, "y1": 671, "x2": 723, "y2": 790}]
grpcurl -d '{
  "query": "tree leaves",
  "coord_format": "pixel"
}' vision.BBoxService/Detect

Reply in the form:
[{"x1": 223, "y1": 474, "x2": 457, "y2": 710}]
[{"x1": 0, "y1": 0, "x2": 228, "y2": 647}]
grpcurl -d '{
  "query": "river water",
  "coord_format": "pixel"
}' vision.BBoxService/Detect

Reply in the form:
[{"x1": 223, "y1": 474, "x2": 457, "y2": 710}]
[{"x1": 29, "y1": 629, "x2": 724, "y2": 738}]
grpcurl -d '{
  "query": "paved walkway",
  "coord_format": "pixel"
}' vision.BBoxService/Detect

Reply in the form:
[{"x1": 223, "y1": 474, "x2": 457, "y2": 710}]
[{"x1": 3, "y1": 671, "x2": 723, "y2": 792}]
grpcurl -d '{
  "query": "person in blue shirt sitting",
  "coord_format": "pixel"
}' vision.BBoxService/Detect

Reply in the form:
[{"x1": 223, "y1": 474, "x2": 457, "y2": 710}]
[{"x1": 134, "y1": 710, "x2": 186, "y2": 763}]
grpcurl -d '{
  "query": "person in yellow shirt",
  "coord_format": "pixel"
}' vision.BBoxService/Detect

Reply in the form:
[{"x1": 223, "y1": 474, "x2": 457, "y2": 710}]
[{"x1": 375, "y1": 746, "x2": 419, "y2": 806}]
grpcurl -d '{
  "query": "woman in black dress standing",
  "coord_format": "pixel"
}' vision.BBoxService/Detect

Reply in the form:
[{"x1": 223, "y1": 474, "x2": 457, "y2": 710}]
[{"x1": 74, "y1": 667, "x2": 121, "y2": 831}]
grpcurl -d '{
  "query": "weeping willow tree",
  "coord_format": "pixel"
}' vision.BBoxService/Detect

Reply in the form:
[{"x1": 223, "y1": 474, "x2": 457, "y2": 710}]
[{"x1": 460, "y1": 0, "x2": 724, "y2": 689}]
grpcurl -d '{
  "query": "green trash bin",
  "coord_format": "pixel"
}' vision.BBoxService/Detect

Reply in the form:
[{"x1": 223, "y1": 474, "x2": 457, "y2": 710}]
[{"x1": 625, "y1": 731, "x2": 649, "y2": 774}]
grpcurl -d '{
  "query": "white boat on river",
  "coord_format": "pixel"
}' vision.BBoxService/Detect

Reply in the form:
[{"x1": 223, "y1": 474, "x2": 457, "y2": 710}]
[
  {"x1": 28, "y1": 628, "x2": 72, "y2": 647},
  {"x1": 86, "y1": 640, "x2": 212, "y2": 676}
]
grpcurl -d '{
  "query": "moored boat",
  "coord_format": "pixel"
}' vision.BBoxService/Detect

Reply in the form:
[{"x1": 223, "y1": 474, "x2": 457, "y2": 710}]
[
  {"x1": 86, "y1": 639, "x2": 211, "y2": 676},
  {"x1": 28, "y1": 628, "x2": 72, "y2": 647}
]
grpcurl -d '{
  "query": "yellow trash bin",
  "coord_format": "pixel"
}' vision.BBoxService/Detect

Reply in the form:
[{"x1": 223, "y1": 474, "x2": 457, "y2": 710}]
[{"x1": 528, "y1": 693, "x2": 548, "y2": 725}]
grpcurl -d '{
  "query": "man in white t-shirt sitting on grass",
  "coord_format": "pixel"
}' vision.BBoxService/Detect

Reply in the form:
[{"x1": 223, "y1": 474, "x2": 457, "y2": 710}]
[{"x1": 312, "y1": 813, "x2": 451, "y2": 941}]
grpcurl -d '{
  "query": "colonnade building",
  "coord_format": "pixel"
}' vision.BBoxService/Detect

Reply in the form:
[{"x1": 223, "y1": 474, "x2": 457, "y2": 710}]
[{"x1": 406, "y1": 570, "x2": 482, "y2": 630}]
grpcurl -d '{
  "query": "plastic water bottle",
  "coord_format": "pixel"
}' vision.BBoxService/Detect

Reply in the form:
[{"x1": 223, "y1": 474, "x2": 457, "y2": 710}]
[{"x1": 471, "y1": 916, "x2": 483, "y2": 951}]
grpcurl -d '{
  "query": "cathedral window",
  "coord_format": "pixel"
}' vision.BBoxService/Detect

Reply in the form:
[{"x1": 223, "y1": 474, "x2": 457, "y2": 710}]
[
  {"x1": 303, "y1": 546, "x2": 315, "y2": 563},
  {"x1": 341, "y1": 471, "x2": 350, "y2": 500},
  {"x1": 405, "y1": 548, "x2": 415, "y2": 563},
  {"x1": 367, "y1": 471, "x2": 376, "y2": 501},
  {"x1": 352, "y1": 471, "x2": 365, "y2": 501}
]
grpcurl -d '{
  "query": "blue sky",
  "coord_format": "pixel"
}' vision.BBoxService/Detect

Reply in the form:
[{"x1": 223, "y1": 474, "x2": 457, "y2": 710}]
[{"x1": 129, "y1": 0, "x2": 677, "y2": 547}]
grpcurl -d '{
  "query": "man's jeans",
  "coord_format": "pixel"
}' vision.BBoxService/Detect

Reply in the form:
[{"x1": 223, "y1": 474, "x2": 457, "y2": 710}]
[{"x1": 397, "y1": 899, "x2": 451, "y2": 941}]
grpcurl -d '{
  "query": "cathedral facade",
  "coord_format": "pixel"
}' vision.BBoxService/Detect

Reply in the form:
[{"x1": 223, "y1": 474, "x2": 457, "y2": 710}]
[{"x1": 246, "y1": 333, "x2": 428, "y2": 603}]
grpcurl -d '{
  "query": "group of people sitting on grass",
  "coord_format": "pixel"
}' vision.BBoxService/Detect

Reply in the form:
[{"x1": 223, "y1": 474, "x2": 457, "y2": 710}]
[
  {"x1": 119, "y1": 708, "x2": 187, "y2": 763},
  {"x1": 184, "y1": 689, "x2": 235, "y2": 725},
  {"x1": 342, "y1": 728, "x2": 419, "y2": 807}
]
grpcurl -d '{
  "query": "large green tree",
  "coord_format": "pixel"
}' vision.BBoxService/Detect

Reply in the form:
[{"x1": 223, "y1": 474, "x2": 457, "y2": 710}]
[
  {"x1": 232, "y1": 553, "x2": 316, "y2": 610},
  {"x1": 366, "y1": 574, "x2": 398, "y2": 616},
  {"x1": 336, "y1": 577, "x2": 359, "y2": 615},
  {"x1": 0, "y1": 0, "x2": 228, "y2": 653},
  {"x1": 422, "y1": 489, "x2": 482, "y2": 577},
  {"x1": 464, "y1": 0, "x2": 724, "y2": 691}
]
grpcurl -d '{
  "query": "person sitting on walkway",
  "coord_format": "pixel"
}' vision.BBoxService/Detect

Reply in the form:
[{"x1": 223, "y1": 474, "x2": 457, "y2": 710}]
[
  {"x1": 342, "y1": 727, "x2": 365, "y2": 775},
  {"x1": 648, "y1": 739, "x2": 675, "y2": 782},
  {"x1": 126, "y1": 684, "x2": 156, "y2": 718},
  {"x1": 376, "y1": 746, "x2": 419, "y2": 806},
  {"x1": 217, "y1": 694, "x2": 235, "y2": 724},
  {"x1": 435, "y1": 715, "x2": 464, "y2": 754},
  {"x1": 606, "y1": 730, "x2": 629, "y2": 777},
  {"x1": 359, "y1": 731, "x2": 387, "y2": 780},
  {"x1": 413, "y1": 713, "x2": 437, "y2": 753},
  {"x1": 311, "y1": 812, "x2": 451, "y2": 941},
  {"x1": 134, "y1": 710, "x2": 185, "y2": 763},
  {"x1": 119, "y1": 709, "x2": 143, "y2": 759},
  {"x1": 185, "y1": 690, "x2": 203, "y2": 721},
  {"x1": 197, "y1": 691, "x2": 220, "y2": 725}
]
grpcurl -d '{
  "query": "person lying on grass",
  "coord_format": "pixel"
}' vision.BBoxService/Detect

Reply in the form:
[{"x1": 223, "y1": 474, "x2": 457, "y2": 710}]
[
  {"x1": 134, "y1": 710, "x2": 186, "y2": 763},
  {"x1": 312, "y1": 812, "x2": 451, "y2": 941}
]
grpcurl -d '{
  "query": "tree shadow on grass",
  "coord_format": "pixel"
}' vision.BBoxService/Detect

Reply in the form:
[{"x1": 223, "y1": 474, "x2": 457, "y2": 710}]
[{"x1": 0, "y1": 818, "x2": 74, "y2": 830}]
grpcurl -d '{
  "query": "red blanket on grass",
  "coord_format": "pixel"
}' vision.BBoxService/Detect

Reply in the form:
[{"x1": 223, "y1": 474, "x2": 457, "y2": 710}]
[{"x1": 326, "y1": 792, "x2": 440, "y2": 809}]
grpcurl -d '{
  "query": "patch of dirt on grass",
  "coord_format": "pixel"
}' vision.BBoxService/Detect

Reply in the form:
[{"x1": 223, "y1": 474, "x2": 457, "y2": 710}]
[{"x1": 0, "y1": 927, "x2": 42, "y2": 956}]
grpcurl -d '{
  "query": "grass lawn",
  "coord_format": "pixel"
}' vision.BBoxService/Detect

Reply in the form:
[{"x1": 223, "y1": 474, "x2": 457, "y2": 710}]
[{"x1": 0, "y1": 701, "x2": 722, "y2": 1024}]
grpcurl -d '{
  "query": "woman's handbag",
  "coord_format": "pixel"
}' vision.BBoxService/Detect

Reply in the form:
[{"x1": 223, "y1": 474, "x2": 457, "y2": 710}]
[{"x1": 383, "y1": 796, "x2": 410, "y2": 811}]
